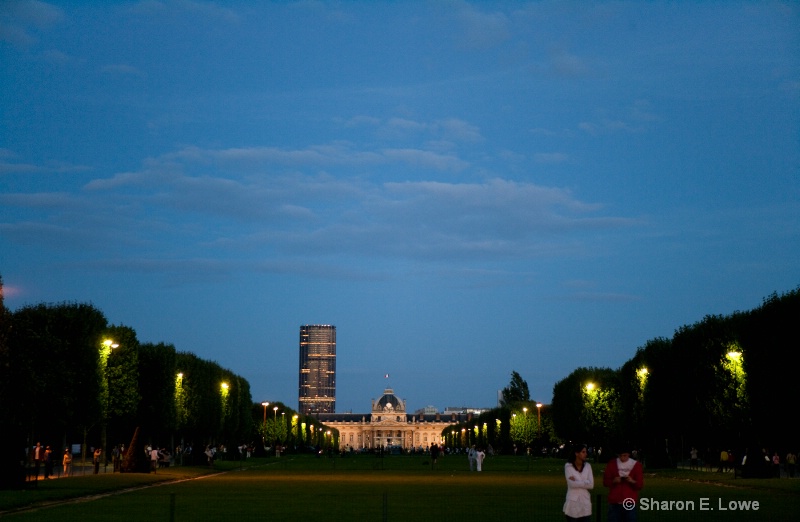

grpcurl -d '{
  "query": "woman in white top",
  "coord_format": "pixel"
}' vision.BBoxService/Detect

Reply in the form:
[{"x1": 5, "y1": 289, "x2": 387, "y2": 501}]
[
  {"x1": 476, "y1": 447, "x2": 486, "y2": 471},
  {"x1": 563, "y1": 443, "x2": 594, "y2": 521}
]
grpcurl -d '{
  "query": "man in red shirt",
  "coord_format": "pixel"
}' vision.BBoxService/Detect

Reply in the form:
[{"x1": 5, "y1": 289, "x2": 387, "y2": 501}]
[{"x1": 603, "y1": 444, "x2": 644, "y2": 522}]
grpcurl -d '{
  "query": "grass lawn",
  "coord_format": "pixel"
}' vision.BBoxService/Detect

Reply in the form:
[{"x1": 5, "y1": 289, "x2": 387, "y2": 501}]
[{"x1": 2, "y1": 454, "x2": 798, "y2": 521}]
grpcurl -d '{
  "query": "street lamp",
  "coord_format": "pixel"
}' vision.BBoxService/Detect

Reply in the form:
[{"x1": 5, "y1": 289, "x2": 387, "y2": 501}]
[
  {"x1": 101, "y1": 339, "x2": 118, "y2": 468},
  {"x1": 536, "y1": 403, "x2": 543, "y2": 442},
  {"x1": 726, "y1": 350, "x2": 743, "y2": 435},
  {"x1": 271, "y1": 406, "x2": 279, "y2": 450},
  {"x1": 261, "y1": 402, "x2": 269, "y2": 447},
  {"x1": 261, "y1": 402, "x2": 269, "y2": 425}
]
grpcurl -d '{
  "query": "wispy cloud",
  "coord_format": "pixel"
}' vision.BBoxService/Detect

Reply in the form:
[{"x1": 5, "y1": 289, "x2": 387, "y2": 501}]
[
  {"x1": 0, "y1": 0, "x2": 64, "y2": 47},
  {"x1": 3, "y1": 141, "x2": 637, "y2": 276},
  {"x1": 454, "y1": 2, "x2": 511, "y2": 50}
]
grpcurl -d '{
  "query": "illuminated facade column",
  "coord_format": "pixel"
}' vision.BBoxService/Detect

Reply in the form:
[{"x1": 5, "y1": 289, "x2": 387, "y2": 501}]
[{"x1": 298, "y1": 325, "x2": 336, "y2": 414}]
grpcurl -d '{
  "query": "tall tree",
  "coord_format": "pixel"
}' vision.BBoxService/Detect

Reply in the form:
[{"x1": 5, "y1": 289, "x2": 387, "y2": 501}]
[
  {"x1": 0, "y1": 275, "x2": 25, "y2": 489},
  {"x1": 501, "y1": 371, "x2": 530, "y2": 406},
  {"x1": 137, "y1": 342, "x2": 177, "y2": 442},
  {"x1": 551, "y1": 366, "x2": 619, "y2": 450},
  {"x1": 104, "y1": 325, "x2": 141, "y2": 450},
  {"x1": 8, "y1": 303, "x2": 108, "y2": 447}
]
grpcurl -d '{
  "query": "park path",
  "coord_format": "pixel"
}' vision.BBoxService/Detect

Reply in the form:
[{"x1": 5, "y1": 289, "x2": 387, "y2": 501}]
[{"x1": 0, "y1": 464, "x2": 266, "y2": 518}]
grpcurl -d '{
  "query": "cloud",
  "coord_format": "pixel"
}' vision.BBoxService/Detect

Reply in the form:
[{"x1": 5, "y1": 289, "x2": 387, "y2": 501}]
[
  {"x1": 579, "y1": 101, "x2": 659, "y2": 135},
  {"x1": 5, "y1": 140, "x2": 638, "y2": 280},
  {"x1": 381, "y1": 148, "x2": 469, "y2": 172},
  {"x1": 435, "y1": 118, "x2": 483, "y2": 142},
  {"x1": 454, "y1": 2, "x2": 511, "y2": 50},
  {"x1": 127, "y1": 0, "x2": 239, "y2": 24},
  {"x1": 550, "y1": 48, "x2": 588, "y2": 77},
  {"x1": 534, "y1": 152, "x2": 569, "y2": 164},
  {"x1": 376, "y1": 117, "x2": 483, "y2": 144},
  {"x1": 0, "y1": 158, "x2": 91, "y2": 174},
  {"x1": 0, "y1": 0, "x2": 64, "y2": 47}
]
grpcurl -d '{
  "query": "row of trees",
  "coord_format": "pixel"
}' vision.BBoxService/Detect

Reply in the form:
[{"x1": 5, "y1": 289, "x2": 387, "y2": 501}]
[
  {"x1": 444, "y1": 287, "x2": 798, "y2": 464},
  {"x1": 254, "y1": 402, "x2": 339, "y2": 451},
  {"x1": 0, "y1": 274, "x2": 340, "y2": 489},
  {"x1": 549, "y1": 287, "x2": 798, "y2": 465},
  {"x1": 444, "y1": 371, "x2": 557, "y2": 454},
  {"x1": 0, "y1": 298, "x2": 254, "y2": 465}
]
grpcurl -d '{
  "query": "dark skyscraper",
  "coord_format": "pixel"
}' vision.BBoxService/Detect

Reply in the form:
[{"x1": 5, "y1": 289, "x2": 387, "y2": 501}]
[{"x1": 298, "y1": 324, "x2": 336, "y2": 414}]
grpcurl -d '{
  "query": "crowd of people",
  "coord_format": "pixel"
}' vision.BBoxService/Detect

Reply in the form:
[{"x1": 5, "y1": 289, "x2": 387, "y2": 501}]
[
  {"x1": 24, "y1": 441, "x2": 201, "y2": 479},
  {"x1": 686, "y1": 446, "x2": 797, "y2": 478}
]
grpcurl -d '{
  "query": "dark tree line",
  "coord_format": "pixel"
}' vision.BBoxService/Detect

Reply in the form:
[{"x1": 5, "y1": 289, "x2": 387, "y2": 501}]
[
  {"x1": 443, "y1": 287, "x2": 798, "y2": 464},
  {"x1": 549, "y1": 287, "x2": 799, "y2": 467},
  {"x1": 0, "y1": 284, "x2": 255, "y2": 485}
]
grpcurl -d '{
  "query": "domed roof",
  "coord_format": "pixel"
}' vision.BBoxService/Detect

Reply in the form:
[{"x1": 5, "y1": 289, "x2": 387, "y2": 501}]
[{"x1": 375, "y1": 388, "x2": 404, "y2": 412}]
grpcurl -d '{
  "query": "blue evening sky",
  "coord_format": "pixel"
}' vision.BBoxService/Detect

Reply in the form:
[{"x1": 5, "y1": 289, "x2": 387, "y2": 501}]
[{"x1": 1, "y1": 1, "x2": 798, "y2": 413}]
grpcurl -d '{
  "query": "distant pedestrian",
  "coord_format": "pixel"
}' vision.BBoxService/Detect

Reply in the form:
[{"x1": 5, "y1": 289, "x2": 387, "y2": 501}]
[
  {"x1": 718, "y1": 449, "x2": 728, "y2": 472},
  {"x1": 112, "y1": 444, "x2": 121, "y2": 472},
  {"x1": 476, "y1": 447, "x2": 486, "y2": 472},
  {"x1": 205, "y1": 445, "x2": 215, "y2": 466},
  {"x1": 93, "y1": 448, "x2": 102, "y2": 474},
  {"x1": 33, "y1": 442, "x2": 44, "y2": 479},
  {"x1": 467, "y1": 445, "x2": 477, "y2": 471},
  {"x1": 150, "y1": 446, "x2": 160, "y2": 472},
  {"x1": 43, "y1": 446, "x2": 53, "y2": 479},
  {"x1": 62, "y1": 448, "x2": 72, "y2": 476},
  {"x1": 430, "y1": 443, "x2": 440, "y2": 468}
]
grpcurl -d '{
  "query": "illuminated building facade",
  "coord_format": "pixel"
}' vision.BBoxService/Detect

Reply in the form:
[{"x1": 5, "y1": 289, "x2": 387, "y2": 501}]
[
  {"x1": 317, "y1": 388, "x2": 466, "y2": 451},
  {"x1": 298, "y1": 324, "x2": 336, "y2": 414}
]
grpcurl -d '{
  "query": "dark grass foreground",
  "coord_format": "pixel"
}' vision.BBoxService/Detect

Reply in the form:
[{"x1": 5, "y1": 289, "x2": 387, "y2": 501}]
[{"x1": 2, "y1": 455, "x2": 798, "y2": 521}]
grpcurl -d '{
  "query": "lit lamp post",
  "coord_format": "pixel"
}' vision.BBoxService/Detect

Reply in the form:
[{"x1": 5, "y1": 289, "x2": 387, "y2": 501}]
[
  {"x1": 101, "y1": 339, "x2": 118, "y2": 469},
  {"x1": 272, "y1": 406, "x2": 279, "y2": 453},
  {"x1": 261, "y1": 402, "x2": 269, "y2": 425},
  {"x1": 522, "y1": 407, "x2": 529, "y2": 449},
  {"x1": 726, "y1": 350, "x2": 743, "y2": 440},
  {"x1": 176, "y1": 372, "x2": 185, "y2": 466},
  {"x1": 536, "y1": 403, "x2": 542, "y2": 442},
  {"x1": 261, "y1": 402, "x2": 269, "y2": 448},
  {"x1": 281, "y1": 412, "x2": 286, "y2": 452},
  {"x1": 220, "y1": 383, "x2": 229, "y2": 439},
  {"x1": 584, "y1": 383, "x2": 597, "y2": 449}
]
